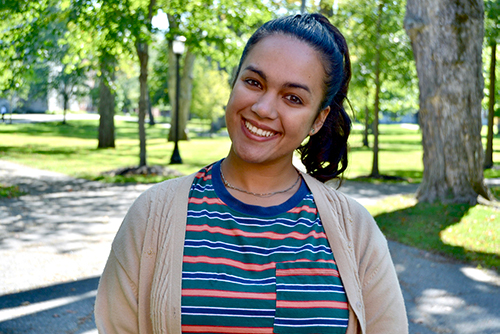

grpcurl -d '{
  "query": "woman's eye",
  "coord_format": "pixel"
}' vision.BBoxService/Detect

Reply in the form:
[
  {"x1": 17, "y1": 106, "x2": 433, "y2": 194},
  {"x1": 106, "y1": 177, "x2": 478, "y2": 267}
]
[
  {"x1": 285, "y1": 95, "x2": 303, "y2": 105},
  {"x1": 245, "y1": 79, "x2": 262, "y2": 89}
]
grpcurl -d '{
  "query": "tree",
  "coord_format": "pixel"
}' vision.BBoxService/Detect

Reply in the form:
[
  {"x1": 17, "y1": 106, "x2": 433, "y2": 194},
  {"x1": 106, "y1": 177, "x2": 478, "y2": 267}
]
[
  {"x1": 134, "y1": 0, "x2": 156, "y2": 167},
  {"x1": 370, "y1": 1, "x2": 383, "y2": 177},
  {"x1": 97, "y1": 51, "x2": 116, "y2": 148},
  {"x1": 51, "y1": 63, "x2": 89, "y2": 125},
  {"x1": 191, "y1": 59, "x2": 231, "y2": 131},
  {"x1": 405, "y1": 0, "x2": 490, "y2": 203},
  {"x1": 68, "y1": 0, "x2": 128, "y2": 149},
  {"x1": 484, "y1": 0, "x2": 500, "y2": 168},
  {"x1": 150, "y1": 35, "x2": 170, "y2": 110},
  {"x1": 0, "y1": 1, "x2": 88, "y2": 119},
  {"x1": 333, "y1": 0, "x2": 416, "y2": 177}
]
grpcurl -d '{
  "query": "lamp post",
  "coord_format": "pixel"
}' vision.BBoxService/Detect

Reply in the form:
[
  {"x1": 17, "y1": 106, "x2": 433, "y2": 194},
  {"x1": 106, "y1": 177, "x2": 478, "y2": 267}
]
[{"x1": 170, "y1": 36, "x2": 185, "y2": 164}]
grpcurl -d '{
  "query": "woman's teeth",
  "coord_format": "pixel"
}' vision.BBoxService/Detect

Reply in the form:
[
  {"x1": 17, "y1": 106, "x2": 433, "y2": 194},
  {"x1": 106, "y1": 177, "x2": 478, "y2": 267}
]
[{"x1": 245, "y1": 121, "x2": 275, "y2": 137}]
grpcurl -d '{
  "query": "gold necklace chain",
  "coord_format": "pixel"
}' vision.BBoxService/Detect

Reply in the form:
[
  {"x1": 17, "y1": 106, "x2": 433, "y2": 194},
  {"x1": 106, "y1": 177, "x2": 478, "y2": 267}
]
[{"x1": 220, "y1": 168, "x2": 301, "y2": 198}]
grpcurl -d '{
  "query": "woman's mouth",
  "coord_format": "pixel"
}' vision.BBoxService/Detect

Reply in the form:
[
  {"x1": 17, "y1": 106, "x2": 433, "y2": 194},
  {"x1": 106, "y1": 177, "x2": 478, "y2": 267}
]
[{"x1": 245, "y1": 121, "x2": 277, "y2": 138}]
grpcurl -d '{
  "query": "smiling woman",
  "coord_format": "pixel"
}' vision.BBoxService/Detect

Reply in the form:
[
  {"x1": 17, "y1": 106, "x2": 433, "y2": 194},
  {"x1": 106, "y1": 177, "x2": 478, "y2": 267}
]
[
  {"x1": 223, "y1": 34, "x2": 330, "y2": 188},
  {"x1": 95, "y1": 14, "x2": 408, "y2": 334}
]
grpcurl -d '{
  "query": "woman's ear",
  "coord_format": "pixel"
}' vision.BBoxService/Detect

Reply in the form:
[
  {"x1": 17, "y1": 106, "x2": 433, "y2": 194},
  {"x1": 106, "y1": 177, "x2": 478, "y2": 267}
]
[{"x1": 310, "y1": 106, "x2": 331, "y2": 135}]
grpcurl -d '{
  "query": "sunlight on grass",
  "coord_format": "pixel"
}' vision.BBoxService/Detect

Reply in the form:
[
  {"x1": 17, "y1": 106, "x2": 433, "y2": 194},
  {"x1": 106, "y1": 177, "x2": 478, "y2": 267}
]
[
  {"x1": 367, "y1": 194, "x2": 500, "y2": 271},
  {"x1": 1, "y1": 120, "x2": 499, "y2": 184},
  {"x1": 440, "y1": 207, "x2": 499, "y2": 255},
  {"x1": 347, "y1": 123, "x2": 500, "y2": 182},
  {"x1": 347, "y1": 124, "x2": 424, "y2": 181},
  {"x1": 0, "y1": 120, "x2": 230, "y2": 179}
]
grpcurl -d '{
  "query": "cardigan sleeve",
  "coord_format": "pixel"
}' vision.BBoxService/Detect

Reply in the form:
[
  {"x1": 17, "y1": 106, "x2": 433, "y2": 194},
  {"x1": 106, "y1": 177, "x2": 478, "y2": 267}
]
[
  {"x1": 347, "y1": 198, "x2": 408, "y2": 334},
  {"x1": 94, "y1": 250, "x2": 139, "y2": 333},
  {"x1": 94, "y1": 188, "x2": 153, "y2": 334}
]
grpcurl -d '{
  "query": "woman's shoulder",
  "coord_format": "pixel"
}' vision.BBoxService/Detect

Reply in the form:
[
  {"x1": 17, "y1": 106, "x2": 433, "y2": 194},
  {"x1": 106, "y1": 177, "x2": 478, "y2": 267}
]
[
  {"x1": 302, "y1": 172, "x2": 383, "y2": 241},
  {"x1": 147, "y1": 173, "x2": 196, "y2": 197},
  {"x1": 113, "y1": 174, "x2": 196, "y2": 240},
  {"x1": 301, "y1": 173, "x2": 370, "y2": 217}
]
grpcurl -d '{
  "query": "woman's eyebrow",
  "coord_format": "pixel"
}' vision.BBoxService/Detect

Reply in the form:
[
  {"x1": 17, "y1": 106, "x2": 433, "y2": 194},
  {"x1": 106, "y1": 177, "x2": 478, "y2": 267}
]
[
  {"x1": 244, "y1": 65, "x2": 267, "y2": 81},
  {"x1": 283, "y1": 82, "x2": 311, "y2": 94},
  {"x1": 244, "y1": 65, "x2": 311, "y2": 94}
]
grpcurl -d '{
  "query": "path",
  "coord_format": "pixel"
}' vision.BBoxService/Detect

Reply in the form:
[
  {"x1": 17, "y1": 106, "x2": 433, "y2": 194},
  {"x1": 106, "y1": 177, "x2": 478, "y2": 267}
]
[{"x1": 0, "y1": 160, "x2": 499, "y2": 334}]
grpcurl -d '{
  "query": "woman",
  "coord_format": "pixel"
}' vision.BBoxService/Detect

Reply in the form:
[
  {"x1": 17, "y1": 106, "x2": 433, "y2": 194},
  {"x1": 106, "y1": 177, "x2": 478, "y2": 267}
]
[{"x1": 95, "y1": 13, "x2": 408, "y2": 334}]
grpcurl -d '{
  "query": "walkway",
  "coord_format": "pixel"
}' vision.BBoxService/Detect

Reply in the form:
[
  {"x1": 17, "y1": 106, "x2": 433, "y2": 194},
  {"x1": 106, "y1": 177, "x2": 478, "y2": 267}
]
[{"x1": 0, "y1": 160, "x2": 499, "y2": 334}]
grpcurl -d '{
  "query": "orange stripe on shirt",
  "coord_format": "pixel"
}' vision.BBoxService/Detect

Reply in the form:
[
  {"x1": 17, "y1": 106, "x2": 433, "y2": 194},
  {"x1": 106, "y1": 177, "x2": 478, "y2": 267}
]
[
  {"x1": 186, "y1": 224, "x2": 326, "y2": 240},
  {"x1": 183, "y1": 256, "x2": 336, "y2": 272},
  {"x1": 194, "y1": 171, "x2": 212, "y2": 181},
  {"x1": 182, "y1": 289, "x2": 276, "y2": 300},
  {"x1": 182, "y1": 325, "x2": 274, "y2": 333},
  {"x1": 276, "y1": 267, "x2": 340, "y2": 277},
  {"x1": 183, "y1": 256, "x2": 277, "y2": 271},
  {"x1": 287, "y1": 205, "x2": 318, "y2": 214},
  {"x1": 276, "y1": 300, "x2": 348, "y2": 309},
  {"x1": 188, "y1": 197, "x2": 226, "y2": 205}
]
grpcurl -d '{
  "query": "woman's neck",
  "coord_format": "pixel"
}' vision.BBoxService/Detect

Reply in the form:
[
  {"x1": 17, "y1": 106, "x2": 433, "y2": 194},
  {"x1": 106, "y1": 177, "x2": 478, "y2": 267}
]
[{"x1": 221, "y1": 153, "x2": 302, "y2": 207}]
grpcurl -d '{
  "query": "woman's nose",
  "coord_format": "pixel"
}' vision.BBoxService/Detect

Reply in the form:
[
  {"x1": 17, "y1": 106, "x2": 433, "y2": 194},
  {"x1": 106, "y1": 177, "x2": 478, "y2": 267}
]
[{"x1": 251, "y1": 93, "x2": 278, "y2": 119}]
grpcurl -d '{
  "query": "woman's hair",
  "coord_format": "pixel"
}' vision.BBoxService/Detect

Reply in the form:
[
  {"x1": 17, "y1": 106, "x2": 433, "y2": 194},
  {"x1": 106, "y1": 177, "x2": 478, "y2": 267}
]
[{"x1": 233, "y1": 13, "x2": 352, "y2": 183}]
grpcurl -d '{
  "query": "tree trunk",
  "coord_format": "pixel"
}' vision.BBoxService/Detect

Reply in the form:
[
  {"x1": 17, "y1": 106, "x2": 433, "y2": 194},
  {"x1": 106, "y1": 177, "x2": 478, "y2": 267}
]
[
  {"x1": 168, "y1": 48, "x2": 196, "y2": 142},
  {"x1": 134, "y1": 0, "x2": 156, "y2": 167},
  {"x1": 484, "y1": 42, "x2": 497, "y2": 169},
  {"x1": 405, "y1": 0, "x2": 490, "y2": 203},
  {"x1": 136, "y1": 41, "x2": 148, "y2": 167},
  {"x1": 370, "y1": 1, "x2": 383, "y2": 178},
  {"x1": 179, "y1": 50, "x2": 196, "y2": 139},
  {"x1": 167, "y1": 14, "x2": 180, "y2": 142},
  {"x1": 148, "y1": 98, "x2": 155, "y2": 126},
  {"x1": 97, "y1": 60, "x2": 115, "y2": 149},
  {"x1": 363, "y1": 98, "x2": 370, "y2": 147},
  {"x1": 62, "y1": 91, "x2": 68, "y2": 125}
]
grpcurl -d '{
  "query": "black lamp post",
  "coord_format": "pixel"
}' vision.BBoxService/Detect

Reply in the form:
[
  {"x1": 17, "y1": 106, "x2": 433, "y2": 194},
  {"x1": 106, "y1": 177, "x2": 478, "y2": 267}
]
[{"x1": 170, "y1": 36, "x2": 185, "y2": 164}]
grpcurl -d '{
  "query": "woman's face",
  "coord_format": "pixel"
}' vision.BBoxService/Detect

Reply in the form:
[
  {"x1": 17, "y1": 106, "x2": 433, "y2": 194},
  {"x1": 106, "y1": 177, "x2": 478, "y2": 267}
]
[{"x1": 225, "y1": 34, "x2": 330, "y2": 167}]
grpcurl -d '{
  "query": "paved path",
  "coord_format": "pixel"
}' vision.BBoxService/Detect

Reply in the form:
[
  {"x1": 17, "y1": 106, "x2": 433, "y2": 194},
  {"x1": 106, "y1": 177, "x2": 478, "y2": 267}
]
[{"x1": 0, "y1": 160, "x2": 499, "y2": 334}]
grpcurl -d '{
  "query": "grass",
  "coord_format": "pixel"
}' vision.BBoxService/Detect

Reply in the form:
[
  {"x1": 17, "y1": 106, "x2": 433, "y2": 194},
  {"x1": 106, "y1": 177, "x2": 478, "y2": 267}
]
[
  {"x1": 367, "y1": 195, "x2": 500, "y2": 272},
  {"x1": 2, "y1": 119, "x2": 499, "y2": 183},
  {"x1": 0, "y1": 119, "x2": 230, "y2": 181},
  {"x1": 346, "y1": 124, "x2": 500, "y2": 182},
  {"x1": 0, "y1": 184, "x2": 26, "y2": 198}
]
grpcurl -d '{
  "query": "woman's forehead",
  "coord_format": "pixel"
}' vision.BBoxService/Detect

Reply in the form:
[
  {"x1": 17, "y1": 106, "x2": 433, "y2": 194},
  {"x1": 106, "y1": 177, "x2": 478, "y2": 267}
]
[{"x1": 240, "y1": 35, "x2": 325, "y2": 92}]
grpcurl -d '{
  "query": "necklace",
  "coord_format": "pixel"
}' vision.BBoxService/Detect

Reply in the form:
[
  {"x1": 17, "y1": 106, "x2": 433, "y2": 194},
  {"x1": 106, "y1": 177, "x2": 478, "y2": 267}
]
[{"x1": 220, "y1": 167, "x2": 301, "y2": 198}]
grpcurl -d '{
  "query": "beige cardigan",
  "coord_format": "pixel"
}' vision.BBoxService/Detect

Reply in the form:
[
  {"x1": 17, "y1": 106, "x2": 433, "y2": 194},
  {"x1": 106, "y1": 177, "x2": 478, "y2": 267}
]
[{"x1": 95, "y1": 171, "x2": 408, "y2": 334}]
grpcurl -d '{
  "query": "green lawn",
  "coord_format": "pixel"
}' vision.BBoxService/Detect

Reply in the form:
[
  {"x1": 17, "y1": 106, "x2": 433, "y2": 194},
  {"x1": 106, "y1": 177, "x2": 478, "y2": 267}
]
[
  {"x1": 347, "y1": 124, "x2": 500, "y2": 181},
  {"x1": 1, "y1": 118, "x2": 499, "y2": 271},
  {"x1": 0, "y1": 119, "x2": 230, "y2": 178},
  {"x1": 2, "y1": 120, "x2": 499, "y2": 181},
  {"x1": 367, "y1": 195, "x2": 500, "y2": 272}
]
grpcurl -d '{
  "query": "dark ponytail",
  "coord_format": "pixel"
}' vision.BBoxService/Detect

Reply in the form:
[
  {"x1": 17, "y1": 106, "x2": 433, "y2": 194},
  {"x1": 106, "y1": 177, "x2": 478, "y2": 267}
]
[
  {"x1": 234, "y1": 13, "x2": 352, "y2": 183},
  {"x1": 297, "y1": 15, "x2": 352, "y2": 183}
]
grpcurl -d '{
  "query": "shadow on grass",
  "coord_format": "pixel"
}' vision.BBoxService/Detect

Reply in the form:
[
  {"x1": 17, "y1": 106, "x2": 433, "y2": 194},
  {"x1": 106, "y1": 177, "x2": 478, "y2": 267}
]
[
  {"x1": 349, "y1": 170, "x2": 423, "y2": 184},
  {"x1": 0, "y1": 120, "x2": 168, "y2": 141},
  {"x1": 374, "y1": 202, "x2": 500, "y2": 271},
  {"x1": 0, "y1": 121, "x2": 99, "y2": 140},
  {"x1": 349, "y1": 145, "x2": 421, "y2": 153},
  {"x1": 0, "y1": 145, "x2": 80, "y2": 156}
]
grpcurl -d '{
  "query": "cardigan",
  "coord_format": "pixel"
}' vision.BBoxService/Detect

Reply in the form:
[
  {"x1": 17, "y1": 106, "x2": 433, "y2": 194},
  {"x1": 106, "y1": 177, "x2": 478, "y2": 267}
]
[{"x1": 94, "y1": 171, "x2": 408, "y2": 334}]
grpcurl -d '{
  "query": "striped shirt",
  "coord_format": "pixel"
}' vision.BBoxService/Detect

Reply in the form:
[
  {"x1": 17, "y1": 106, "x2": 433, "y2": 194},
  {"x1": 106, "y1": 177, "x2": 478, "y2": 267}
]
[{"x1": 181, "y1": 160, "x2": 349, "y2": 333}]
